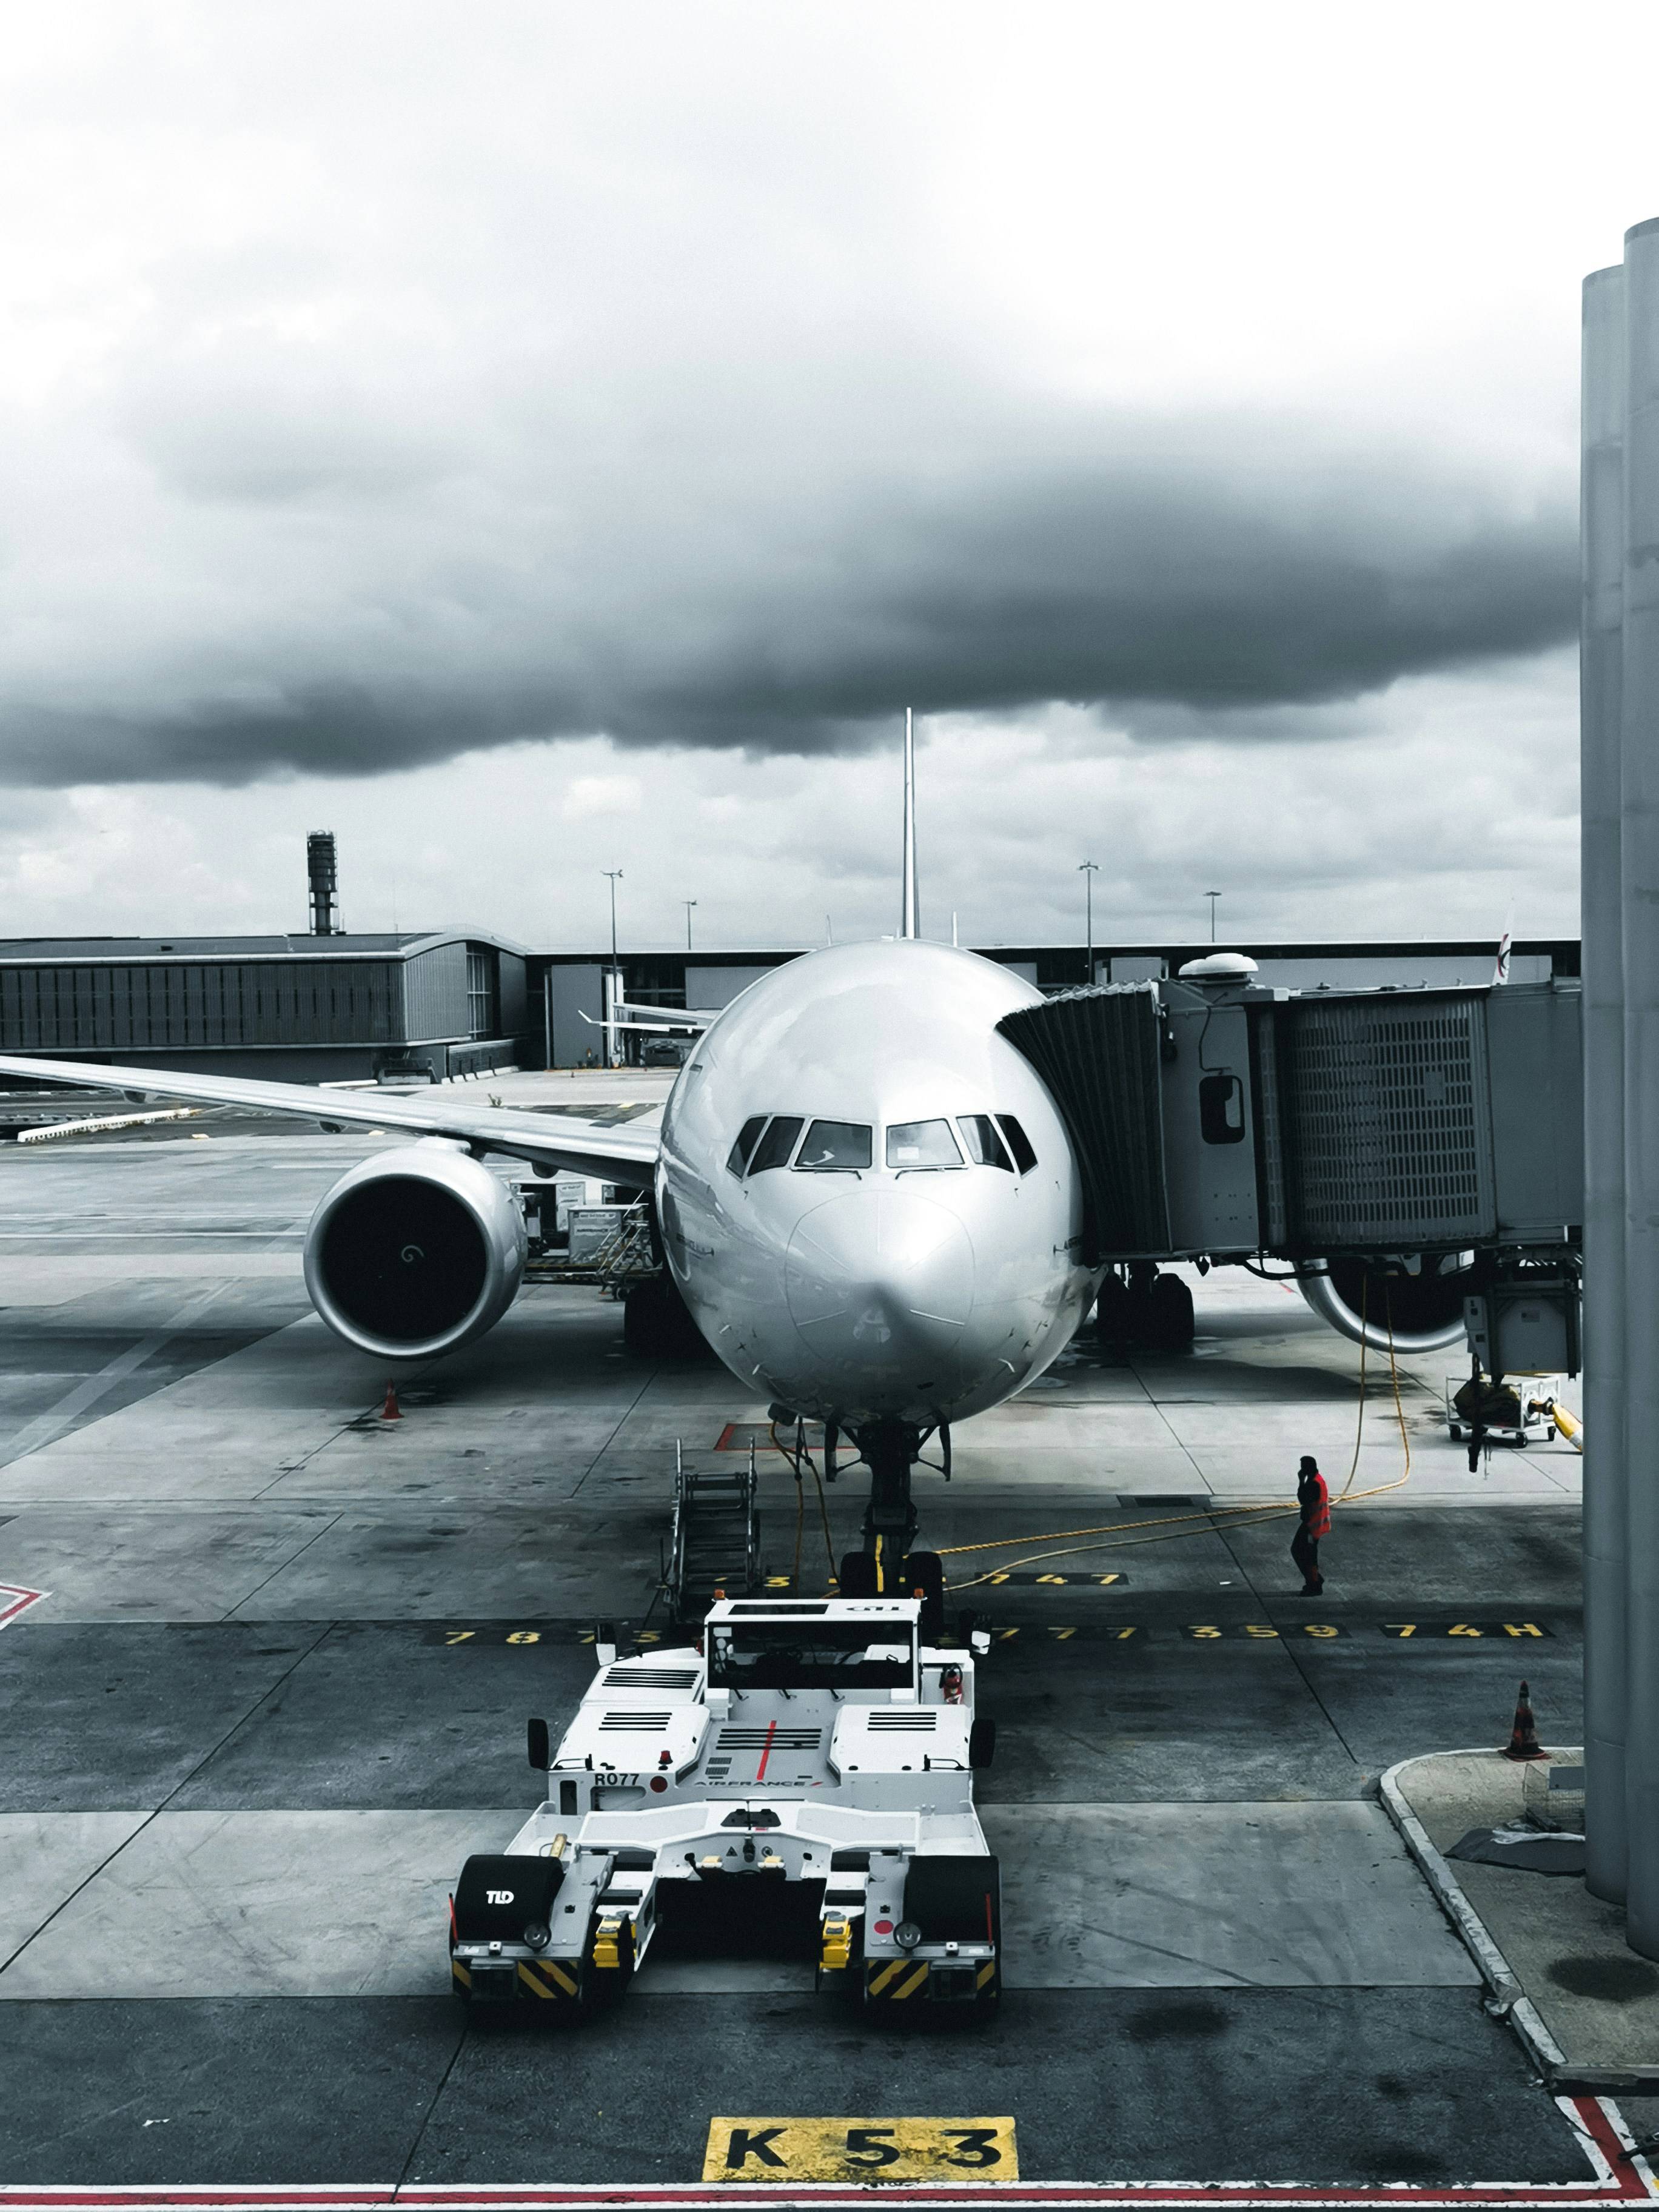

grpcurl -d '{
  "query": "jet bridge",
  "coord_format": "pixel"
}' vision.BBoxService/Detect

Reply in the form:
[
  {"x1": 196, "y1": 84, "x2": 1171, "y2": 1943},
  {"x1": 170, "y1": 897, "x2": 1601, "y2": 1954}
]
[{"x1": 999, "y1": 974, "x2": 1583, "y2": 1367}]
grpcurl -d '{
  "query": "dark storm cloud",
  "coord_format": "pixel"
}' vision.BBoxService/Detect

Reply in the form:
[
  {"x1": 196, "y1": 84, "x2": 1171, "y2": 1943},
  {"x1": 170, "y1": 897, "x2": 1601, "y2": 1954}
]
[{"x1": 0, "y1": 411, "x2": 1574, "y2": 789}]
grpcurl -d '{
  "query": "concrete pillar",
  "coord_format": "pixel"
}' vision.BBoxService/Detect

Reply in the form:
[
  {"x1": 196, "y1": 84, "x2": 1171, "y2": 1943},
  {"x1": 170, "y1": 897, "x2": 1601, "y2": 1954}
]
[
  {"x1": 1583, "y1": 261, "x2": 1628, "y2": 1901},
  {"x1": 1621, "y1": 216, "x2": 1659, "y2": 1955}
]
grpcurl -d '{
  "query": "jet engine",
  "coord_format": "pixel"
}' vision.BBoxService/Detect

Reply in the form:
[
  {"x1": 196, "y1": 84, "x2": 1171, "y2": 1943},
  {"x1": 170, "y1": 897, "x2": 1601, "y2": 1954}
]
[
  {"x1": 1298, "y1": 1257, "x2": 1470, "y2": 1356},
  {"x1": 303, "y1": 1139, "x2": 526, "y2": 1361}
]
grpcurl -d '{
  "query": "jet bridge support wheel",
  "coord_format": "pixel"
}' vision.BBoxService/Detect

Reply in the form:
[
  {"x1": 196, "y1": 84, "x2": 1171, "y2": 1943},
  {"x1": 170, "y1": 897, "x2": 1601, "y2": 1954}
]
[{"x1": 667, "y1": 1457, "x2": 760, "y2": 1621}]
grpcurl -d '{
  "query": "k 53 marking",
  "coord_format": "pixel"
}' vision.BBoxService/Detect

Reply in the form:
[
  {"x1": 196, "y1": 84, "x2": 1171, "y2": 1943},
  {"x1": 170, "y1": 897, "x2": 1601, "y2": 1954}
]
[{"x1": 703, "y1": 2116, "x2": 1016, "y2": 2182}]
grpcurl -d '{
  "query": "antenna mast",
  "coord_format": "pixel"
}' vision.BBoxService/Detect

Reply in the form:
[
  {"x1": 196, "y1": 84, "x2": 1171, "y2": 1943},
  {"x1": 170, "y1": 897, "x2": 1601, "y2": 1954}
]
[{"x1": 900, "y1": 708, "x2": 920, "y2": 940}]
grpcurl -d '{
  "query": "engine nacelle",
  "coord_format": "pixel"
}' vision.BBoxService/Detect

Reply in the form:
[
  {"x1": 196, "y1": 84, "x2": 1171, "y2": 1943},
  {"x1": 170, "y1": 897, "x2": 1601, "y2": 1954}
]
[
  {"x1": 303, "y1": 1140, "x2": 526, "y2": 1361},
  {"x1": 1298, "y1": 1257, "x2": 1470, "y2": 1355}
]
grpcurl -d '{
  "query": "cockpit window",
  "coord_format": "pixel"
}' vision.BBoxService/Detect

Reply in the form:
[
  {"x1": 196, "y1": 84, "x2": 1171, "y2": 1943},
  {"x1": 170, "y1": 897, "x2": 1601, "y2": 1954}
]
[
  {"x1": 957, "y1": 1114, "x2": 1013, "y2": 1170},
  {"x1": 996, "y1": 1113, "x2": 1038, "y2": 1173},
  {"x1": 886, "y1": 1118, "x2": 963, "y2": 1169},
  {"x1": 748, "y1": 1116, "x2": 805, "y2": 1173},
  {"x1": 726, "y1": 1115, "x2": 769, "y2": 1176},
  {"x1": 796, "y1": 1119, "x2": 872, "y2": 1170}
]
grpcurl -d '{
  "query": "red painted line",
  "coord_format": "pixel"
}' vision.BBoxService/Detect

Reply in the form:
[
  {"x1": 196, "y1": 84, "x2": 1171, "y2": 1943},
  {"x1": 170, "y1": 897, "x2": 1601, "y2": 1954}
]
[
  {"x1": 0, "y1": 1584, "x2": 47, "y2": 1631},
  {"x1": 755, "y1": 1717, "x2": 777, "y2": 1781},
  {"x1": 5, "y1": 2184, "x2": 1646, "y2": 2209}
]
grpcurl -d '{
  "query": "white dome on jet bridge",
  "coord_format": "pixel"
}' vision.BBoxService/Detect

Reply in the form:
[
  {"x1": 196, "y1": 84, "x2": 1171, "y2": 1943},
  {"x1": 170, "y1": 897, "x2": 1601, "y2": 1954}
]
[{"x1": 1176, "y1": 952, "x2": 1259, "y2": 982}]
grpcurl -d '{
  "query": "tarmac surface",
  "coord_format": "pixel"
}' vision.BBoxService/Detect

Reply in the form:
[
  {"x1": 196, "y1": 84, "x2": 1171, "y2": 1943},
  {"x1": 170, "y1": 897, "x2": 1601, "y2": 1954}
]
[{"x1": 0, "y1": 1075, "x2": 1606, "y2": 2193}]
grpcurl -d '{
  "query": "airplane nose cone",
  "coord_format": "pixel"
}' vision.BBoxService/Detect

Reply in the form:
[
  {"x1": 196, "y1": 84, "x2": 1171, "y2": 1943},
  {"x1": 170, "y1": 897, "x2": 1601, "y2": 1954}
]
[{"x1": 785, "y1": 1188, "x2": 973, "y2": 1376}]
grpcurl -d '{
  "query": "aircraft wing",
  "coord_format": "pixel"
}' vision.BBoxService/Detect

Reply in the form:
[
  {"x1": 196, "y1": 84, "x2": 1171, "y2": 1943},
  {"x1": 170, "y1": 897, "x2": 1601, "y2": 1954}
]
[
  {"x1": 0, "y1": 1053, "x2": 660, "y2": 1188},
  {"x1": 611, "y1": 999, "x2": 722, "y2": 1030}
]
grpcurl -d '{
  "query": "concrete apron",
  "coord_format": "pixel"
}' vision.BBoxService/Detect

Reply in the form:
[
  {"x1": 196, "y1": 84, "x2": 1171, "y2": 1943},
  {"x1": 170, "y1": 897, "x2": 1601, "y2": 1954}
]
[
  {"x1": 0, "y1": 1798, "x2": 1476, "y2": 2000},
  {"x1": 1384, "y1": 1745, "x2": 1659, "y2": 2090}
]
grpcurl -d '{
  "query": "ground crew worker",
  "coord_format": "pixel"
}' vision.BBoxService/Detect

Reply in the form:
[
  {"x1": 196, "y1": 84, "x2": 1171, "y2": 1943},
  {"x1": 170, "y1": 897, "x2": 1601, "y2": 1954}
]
[{"x1": 1292, "y1": 1454, "x2": 1329, "y2": 1595}]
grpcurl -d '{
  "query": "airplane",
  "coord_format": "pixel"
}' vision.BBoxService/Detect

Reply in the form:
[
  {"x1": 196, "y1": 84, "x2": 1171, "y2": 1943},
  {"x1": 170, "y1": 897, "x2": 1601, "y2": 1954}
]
[{"x1": 0, "y1": 717, "x2": 1453, "y2": 1583}]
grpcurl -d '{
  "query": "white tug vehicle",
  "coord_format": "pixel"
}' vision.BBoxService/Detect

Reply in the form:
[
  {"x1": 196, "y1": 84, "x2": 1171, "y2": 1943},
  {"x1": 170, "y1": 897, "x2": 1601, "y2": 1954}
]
[{"x1": 449, "y1": 1596, "x2": 1001, "y2": 2014}]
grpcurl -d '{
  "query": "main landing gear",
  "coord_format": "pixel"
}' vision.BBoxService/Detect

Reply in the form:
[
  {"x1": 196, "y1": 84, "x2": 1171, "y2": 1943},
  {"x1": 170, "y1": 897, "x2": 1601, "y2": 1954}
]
[{"x1": 1093, "y1": 1262, "x2": 1195, "y2": 1352}]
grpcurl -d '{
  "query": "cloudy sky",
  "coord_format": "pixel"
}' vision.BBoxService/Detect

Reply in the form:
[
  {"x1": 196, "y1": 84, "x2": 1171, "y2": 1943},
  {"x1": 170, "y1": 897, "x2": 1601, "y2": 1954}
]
[{"x1": 0, "y1": 2, "x2": 1649, "y2": 951}]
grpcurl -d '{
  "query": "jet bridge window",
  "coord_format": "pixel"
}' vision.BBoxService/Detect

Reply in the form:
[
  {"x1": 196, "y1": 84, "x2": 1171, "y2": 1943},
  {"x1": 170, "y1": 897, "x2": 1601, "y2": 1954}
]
[
  {"x1": 796, "y1": 1119, "x2": 873, "y2": 1170},
  {"x1": 747, "y1": 1116, "x2": 805, "y2": 1174},
  {"x1": 995, "y1": 1114, "x2": 1038, "y2": 1173},
  {"x1": 886, "y1": 1118, "x2": 963, "y2": 1169},
  {"x1": 708, "y1": 1621, "x2": 916, "y2": 1690},
  {"x1": 726, "y1": 1116, "x2": 769, "y2": 1176},
  {"x1": 956, "y1": 1114, "x2": 1013, "y2": 1170}
]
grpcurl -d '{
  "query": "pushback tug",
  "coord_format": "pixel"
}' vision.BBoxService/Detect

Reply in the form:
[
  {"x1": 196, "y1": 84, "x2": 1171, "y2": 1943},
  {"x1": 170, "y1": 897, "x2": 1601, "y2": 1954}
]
[{"x1": 448, "y1": 1594, "x2": 1001, "y2": 2014}]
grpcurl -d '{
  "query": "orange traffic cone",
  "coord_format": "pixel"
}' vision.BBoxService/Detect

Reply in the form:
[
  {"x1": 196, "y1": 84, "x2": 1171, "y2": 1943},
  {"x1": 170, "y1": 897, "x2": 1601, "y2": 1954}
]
[
  {"x1": 381, "y1": 1383, "x2": 402, "y2": 1421},
  {"x1": 1503, "y1": 1680, "x2": 1546, "y2": 1761}
]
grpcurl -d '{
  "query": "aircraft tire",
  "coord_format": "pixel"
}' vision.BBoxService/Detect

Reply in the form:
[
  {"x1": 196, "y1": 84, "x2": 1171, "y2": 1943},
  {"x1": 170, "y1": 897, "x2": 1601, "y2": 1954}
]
[
  {"x1": 1093, "y1": 1273, "x2": 1133, "y2": 1341},
  {"x1": 1144, "y1": 1273, "x2": 1195, "y2": 1351},
  {"x1": 623, "y1": 1272, "x2": 712, "y2": 1360}
]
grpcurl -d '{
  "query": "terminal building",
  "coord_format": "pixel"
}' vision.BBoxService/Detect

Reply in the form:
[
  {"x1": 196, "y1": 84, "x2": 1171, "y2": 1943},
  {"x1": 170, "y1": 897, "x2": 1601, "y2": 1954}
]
[
  {"x1": 0, "y1": 929, "x2": 534, "y2": 1084},
  {"x1": 0, "y1": 811, "x2": 1579, "y2": 1090},
  {"x1": 538, "y1": 936, "x2": 1579, "y2": 1067}
]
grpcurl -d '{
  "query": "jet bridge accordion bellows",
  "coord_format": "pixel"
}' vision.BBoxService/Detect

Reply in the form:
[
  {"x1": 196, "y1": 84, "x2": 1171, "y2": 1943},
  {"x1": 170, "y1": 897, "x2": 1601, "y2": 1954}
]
[{"x1": 997, "y1": 984, "x2": 1171, "y2": 1261}]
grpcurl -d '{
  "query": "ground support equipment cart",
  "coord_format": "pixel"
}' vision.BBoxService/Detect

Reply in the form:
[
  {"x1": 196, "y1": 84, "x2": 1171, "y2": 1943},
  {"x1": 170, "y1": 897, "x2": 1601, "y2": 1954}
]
[{"x1": 448, "y1": 1595, "x2": 1000, "y2": 2016}]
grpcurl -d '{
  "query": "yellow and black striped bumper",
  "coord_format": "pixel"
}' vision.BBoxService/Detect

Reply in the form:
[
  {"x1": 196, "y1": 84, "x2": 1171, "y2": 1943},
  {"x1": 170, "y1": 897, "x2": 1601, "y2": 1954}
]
[
  {"x1": 451, "y1": 1954, "x2": 582, "y2": 2001},
  {"x1": 863, "y1": 1956, "x2": 997, "y2": 2003}
]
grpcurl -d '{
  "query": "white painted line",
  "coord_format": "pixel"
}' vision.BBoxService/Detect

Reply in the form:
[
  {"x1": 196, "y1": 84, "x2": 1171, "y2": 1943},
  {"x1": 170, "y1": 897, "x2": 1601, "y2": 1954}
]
[{"x1": 0, "y1": 1280, "x2": 238, "y2": 1467}]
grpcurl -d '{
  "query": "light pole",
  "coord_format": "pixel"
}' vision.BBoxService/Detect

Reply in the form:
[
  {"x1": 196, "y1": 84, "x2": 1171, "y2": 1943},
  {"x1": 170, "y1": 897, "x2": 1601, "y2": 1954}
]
[
  {"x1": 602, "y1": 871, "x2": 623, "y2": 1067},
  {"x1": 1205, "y1": 890, "x2": 1221, "y2": 943},
  {"x1": 1079, "y1": 861, "x2": 1099, "y2": 984},
  {"x1": 683, "y1": 900, "x2": 697, "y2": 951}
]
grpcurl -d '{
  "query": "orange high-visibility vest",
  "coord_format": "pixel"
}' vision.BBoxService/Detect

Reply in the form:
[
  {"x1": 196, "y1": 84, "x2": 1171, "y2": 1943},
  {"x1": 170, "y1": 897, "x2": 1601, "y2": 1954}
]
[{"x1": 1301, "y1": 1473, "x2": 1330, "y2": 1538}]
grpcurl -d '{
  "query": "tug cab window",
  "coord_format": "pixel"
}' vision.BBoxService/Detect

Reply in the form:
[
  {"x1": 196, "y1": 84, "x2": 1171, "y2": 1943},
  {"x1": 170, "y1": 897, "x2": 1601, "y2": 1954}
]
[
  {"x1": 726, "y1": 1116, "x2": 769, "y2": 1176},
  {"x1": 995, "y1": 1114, "x2": 1038, "y2": 1173},
  {"x1": 886, "y1": 1118, "x2": 964, "y2": 1169},
  {"x1": 956, "y1": 1114, "x2": 1013, "y2": 1170},
  {"x1": 795, "y1": 1119, "x2": 872, "y2": 1170},
  {"x1": 708, "y1": 1620, "x2": 916, "y2": 1691}
]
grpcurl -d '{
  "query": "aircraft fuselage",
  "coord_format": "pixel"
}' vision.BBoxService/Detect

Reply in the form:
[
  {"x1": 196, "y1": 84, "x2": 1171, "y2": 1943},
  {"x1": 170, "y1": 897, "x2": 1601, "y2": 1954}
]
[{"x1": 657, "y1": 939, "x2": 1099, "y2": 1431}]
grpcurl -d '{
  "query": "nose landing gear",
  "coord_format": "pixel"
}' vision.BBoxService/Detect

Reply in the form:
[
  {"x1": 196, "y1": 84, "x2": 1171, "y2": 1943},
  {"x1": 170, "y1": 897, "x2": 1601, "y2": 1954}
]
[{"x1": 837, "y1": 1418, "x2": 947, "y2": 1641}]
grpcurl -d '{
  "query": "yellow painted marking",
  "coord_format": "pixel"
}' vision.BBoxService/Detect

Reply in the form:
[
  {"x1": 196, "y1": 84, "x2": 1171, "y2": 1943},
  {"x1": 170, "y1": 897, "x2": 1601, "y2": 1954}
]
[
  {"x1": 1051, "y1": 1626, "x2": 1076, "y2": 1640},
  {"x1": 976, "y1": 1962, "x2": 996, "y2": 1988},
  {"x1": 1036, "y1": 1574, "x2": 1067, "y2": 1585},
  {"x1": 866, "y1": 1960, "x2": 905, "y2": 1996},
  {"x1": 1302, "y1": 1623, "x2": 1338, "y2": 1638},
  {"x1": 765, "y1": 1575, "x2": 791, "y2": 1588},
  {"x1": 1109, "y1": 1625, "x2": 1139, "y2": 1640},
  {"x1": 506, "y1": 1629, "x2": 541, "y2": 1644},
  {"x1": 443, "y1": 1631, "x2": 476, "y2": 1645},
  {"x1": 703, "y1": 2119, "x2": 1017, "y2": 2182},
  {"x1": 543, "y1": 1959, "x2": 579, "y2": 1996},
  {"x1": 451, "y1": 1959, "x2": 471, "y2": 1988},
  {"x1": 1503, "y1": 1622, "x2": 1543, "y2": 1637},
  {"x1": 1188, "y1": 1624, "x2": 1222, "y2": 1639},
  {"x1": 1394, "y1": 1623, "x2": 1416, "y2": 1637},
  {"x1": 1096, "y1": 1574, "x2": 1122, "y2": 1586},
  {"x1": 518, "y1": 1960, "x2": 557, "y2": 1999},
  {"x1": 891, "y1": 1962, "x2": 930, "y2": 2000},
  {"x1": 996, "y1": 1626, "x2": 1019, "y2": 1640},
  {"x1": 637, "y1": 1630, "x2": 660, "y2": 1643},
  {"x1": 1449, "y1": 1623, "x2": 1483, "y2": 1637},
  {"x1": 987, "y1": 1572, "x2": 1009, "y2": 1585},
  {"x1": 1243, "y1": 1624, "x2": 1279, "y2": 1638}
]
